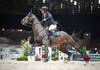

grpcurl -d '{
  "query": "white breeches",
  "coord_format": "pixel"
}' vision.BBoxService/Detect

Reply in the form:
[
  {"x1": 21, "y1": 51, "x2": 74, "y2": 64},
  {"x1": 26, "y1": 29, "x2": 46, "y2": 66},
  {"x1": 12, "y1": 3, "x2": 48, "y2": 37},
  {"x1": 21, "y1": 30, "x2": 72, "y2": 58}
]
[{"x1": 49, "y1": 24, "x2": 57, "y2": 31}]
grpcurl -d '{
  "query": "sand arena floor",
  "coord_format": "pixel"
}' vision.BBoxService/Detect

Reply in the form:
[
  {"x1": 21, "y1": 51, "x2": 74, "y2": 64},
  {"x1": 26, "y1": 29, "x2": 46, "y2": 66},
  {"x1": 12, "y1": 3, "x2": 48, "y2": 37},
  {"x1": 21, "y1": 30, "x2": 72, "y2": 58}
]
[{"x1": 0, "y1": 60, "x2": 100, "y2": 70}]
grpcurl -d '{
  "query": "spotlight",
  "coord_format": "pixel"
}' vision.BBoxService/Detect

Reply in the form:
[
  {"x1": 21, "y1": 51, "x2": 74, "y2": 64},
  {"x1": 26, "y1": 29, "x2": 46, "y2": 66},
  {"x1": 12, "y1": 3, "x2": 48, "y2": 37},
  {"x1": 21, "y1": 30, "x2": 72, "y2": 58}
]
[
  {"x1": 2, "y1": 28, "x2": 5, "y2": 31},
  {"x1": 99, "y1": 0, "x2": 100, "y2": 4},
  {"x1": 95, "y1": 48, "x2": 97, "y2": 51},
  {"x1": 85, "y1": 33, "x2": 89, "y2": 36},
  {"x1": 74, "y1": 1, "x2": 77, "y2": 6},
  {"x1": 17, "y1": 29, "x2": 23, "y2": 32},
  {"x1": 19, "y1": 29, "x2": 23, "y2": 32},
  {"x1": 70, "y1": 0, "x2": 73, "y2": 3},
  {"x1": 43, "y1": 0, "x2": 46, "y2": 3}
]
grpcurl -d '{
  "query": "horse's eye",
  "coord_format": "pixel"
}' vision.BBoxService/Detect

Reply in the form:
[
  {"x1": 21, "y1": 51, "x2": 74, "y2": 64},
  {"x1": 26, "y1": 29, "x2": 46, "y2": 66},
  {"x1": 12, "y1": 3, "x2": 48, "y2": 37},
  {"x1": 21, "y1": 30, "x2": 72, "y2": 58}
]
[{"x1": 25, "y1": 18, "x2": 27, "y2": 20}]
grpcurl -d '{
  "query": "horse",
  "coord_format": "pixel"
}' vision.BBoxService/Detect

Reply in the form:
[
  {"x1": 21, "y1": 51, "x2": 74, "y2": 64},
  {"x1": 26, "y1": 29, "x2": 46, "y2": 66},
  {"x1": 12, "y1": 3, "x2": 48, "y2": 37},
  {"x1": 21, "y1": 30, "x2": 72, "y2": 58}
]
[{"x1": 21, "y1": 11, "x2": 90, "y2": 62}]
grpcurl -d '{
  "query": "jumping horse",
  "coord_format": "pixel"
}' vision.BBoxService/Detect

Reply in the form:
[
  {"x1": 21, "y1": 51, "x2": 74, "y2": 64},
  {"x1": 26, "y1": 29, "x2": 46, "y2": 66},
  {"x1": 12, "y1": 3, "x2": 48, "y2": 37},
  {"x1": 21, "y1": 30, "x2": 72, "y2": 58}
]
[{"x1": 21, "y1": 11, "x2": 90, "y2": 62}]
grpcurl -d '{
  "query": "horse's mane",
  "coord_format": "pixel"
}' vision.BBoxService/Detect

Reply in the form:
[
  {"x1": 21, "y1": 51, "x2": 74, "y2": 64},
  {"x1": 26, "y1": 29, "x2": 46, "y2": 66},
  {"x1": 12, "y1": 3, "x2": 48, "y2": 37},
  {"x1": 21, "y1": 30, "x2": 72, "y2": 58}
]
[
  {"x1": 30, "y1": 14, "x2": 45, "y2": 33},
  {"x1": 32, "y1": 14, "x2": 40, "y2": 24}
]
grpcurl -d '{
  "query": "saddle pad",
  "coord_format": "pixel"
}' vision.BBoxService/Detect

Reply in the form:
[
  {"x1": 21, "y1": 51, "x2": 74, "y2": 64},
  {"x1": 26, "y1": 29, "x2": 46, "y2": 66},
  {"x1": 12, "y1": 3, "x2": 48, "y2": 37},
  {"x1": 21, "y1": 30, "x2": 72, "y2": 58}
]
[{"x1": 53, "y1": 32, "x2": 60, "y2": 37}]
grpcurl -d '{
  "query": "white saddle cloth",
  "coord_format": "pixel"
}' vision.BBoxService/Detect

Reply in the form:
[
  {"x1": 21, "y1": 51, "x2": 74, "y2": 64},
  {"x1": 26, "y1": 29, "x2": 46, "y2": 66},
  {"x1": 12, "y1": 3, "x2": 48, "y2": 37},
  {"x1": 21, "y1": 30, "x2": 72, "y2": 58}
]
[{"x1": 49, "y1": 24, "x2": 57, "y2": 31}]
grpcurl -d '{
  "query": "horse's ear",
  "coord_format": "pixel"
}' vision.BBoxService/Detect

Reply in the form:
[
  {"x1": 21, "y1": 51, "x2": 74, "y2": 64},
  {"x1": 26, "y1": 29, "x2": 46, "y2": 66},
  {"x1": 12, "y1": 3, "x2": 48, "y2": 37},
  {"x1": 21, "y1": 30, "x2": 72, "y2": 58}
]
[
  {"x1": 27, "y1": 12, "x2": 32, "y2": 17},
  {"x1": 30, "y1": 9, "x2": 33, "y2": 14}
]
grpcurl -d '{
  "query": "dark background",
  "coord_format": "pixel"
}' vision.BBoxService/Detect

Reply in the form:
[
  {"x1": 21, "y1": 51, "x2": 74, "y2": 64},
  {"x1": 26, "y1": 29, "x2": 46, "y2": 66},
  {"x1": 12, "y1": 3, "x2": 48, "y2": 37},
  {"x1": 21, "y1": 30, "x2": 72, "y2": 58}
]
[
  {"x1": 0, "y1": 14, "x2": 99, "y2": 41},
  {"x1": 0, "y1": 0, "x2": 100, "y2": 42}
]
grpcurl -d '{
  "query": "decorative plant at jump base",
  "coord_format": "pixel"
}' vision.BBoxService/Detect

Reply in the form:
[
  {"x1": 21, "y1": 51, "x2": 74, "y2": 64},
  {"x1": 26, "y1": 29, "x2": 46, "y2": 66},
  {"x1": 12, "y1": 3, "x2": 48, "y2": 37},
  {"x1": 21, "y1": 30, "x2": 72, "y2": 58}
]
[
  {"x1": 51, "y1": 50, "x2": 59, "y2": 61},
  {"x1": 17, "y1": 40, "x2": 31, "y2": 61},
  {"x1": 80, "y1": 47, "x2": 90, "y2": 62}
]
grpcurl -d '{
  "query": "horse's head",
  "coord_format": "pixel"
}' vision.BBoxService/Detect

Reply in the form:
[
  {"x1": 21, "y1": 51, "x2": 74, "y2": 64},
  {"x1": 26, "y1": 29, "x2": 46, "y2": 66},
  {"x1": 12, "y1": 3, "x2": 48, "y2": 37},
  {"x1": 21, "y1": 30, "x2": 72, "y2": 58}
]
[{"x1": 21, "y1": 11, "x2": 36, "y2": 27}]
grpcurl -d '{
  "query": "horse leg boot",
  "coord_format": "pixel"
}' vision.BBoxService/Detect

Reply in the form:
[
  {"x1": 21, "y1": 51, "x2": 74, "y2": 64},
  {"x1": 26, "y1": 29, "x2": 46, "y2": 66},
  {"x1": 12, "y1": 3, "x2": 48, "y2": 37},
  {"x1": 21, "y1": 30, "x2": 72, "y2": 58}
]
[{"x1": 42, "y1": 35, "x2": 50, "y2": 62}]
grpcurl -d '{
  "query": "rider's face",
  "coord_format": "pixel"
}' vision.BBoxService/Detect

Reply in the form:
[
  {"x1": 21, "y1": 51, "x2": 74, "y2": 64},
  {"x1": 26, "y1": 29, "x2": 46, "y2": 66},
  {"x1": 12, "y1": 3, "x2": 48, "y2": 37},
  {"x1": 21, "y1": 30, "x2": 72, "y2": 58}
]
[{"x1": 41, "y1": 10, "x2": 45, "y2": 14}]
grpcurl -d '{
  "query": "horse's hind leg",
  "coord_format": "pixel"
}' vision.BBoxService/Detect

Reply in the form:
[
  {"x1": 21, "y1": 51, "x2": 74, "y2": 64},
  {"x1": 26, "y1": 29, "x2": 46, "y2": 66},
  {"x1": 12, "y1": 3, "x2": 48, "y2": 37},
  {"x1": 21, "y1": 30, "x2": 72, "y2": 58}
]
[
  {"x1": 57, "y1": 46, "x2": 72, "y2": 61},
  {"x1": 67, "y1": 39, "x2": 86, "y2": 60}
]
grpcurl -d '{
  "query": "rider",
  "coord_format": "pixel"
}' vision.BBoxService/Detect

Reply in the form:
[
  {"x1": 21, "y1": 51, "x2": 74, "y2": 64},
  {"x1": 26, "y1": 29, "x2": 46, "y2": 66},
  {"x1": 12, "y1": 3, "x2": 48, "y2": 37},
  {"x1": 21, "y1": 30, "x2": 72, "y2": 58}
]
[{"x1": 40, "y1": 6, "x2": 58, "y2": 36}]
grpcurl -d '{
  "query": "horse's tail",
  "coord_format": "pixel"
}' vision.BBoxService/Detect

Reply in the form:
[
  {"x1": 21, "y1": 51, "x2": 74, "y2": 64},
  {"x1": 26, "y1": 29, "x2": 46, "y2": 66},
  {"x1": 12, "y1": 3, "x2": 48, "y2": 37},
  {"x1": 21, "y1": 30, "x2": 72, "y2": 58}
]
[
  {"x1": 59, "y1": 31, "x2": 90, "y2": 62},
  {"x1": 71, "y1": 32, "x2": 90, "y2": 62},
  {"x1": 71, "y1": 31, "x2": 81, "y2": 43},
  {"x1": 70, "y1": 31, "x2": 90, "y2": 62}
]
